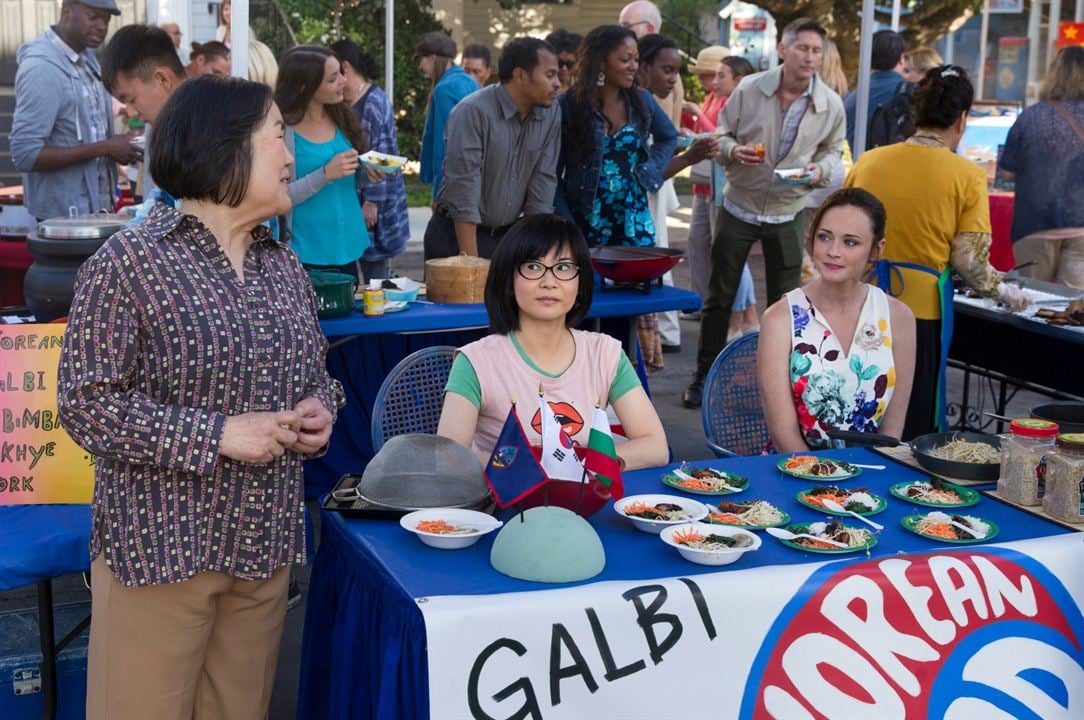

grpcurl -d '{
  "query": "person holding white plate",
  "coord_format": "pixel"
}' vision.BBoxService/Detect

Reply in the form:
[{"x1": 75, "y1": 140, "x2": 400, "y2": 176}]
[{"x1": 274, "y1": 45, "x2": 384, "y2": 282}]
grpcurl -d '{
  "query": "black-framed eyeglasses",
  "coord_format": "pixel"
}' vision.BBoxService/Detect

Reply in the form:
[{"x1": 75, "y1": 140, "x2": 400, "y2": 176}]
[
  {"x1": 558, "y1": 60, "x2": 575, "y2": 69},
  {"x1": 620, "y1": 20, "x2": 649, "y2": 30},
  {"x1": 517, "y1": 261, "x2": 581, "y2": 281}
]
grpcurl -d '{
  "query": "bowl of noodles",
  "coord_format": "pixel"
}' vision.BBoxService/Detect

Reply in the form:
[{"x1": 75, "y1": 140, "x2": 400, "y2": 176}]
[{"x1": 910, "y1": 432, "x2": 1001, "y2": 482}]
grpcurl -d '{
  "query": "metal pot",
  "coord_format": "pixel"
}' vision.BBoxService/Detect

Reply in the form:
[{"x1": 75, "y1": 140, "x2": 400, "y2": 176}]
[
  {"x1": 589, "y1": 246, "x2": 683, "y2": 285},
  {"x1": 24, "y1": 214, "x2": 128, "y2": 321},
  {"x1": 1030, "y1": 402, "x2": 1084, "y2": 434}
]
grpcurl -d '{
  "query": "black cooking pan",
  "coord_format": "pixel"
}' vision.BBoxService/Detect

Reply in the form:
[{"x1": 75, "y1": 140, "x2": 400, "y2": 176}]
[
  {"x1": 1030, "y1": 402, "x2": 1084, "y2": 434},
  {"x1": 828, "y1": 430, "x2": 1001, "y2": 482}
]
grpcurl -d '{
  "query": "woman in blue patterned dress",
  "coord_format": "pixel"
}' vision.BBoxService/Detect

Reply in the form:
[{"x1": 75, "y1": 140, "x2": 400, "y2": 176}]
[
  {"x1": 556, "y1": 25, "x2": 677, "y2": 368},
  {"x1": 556, "y1": 25, "x2": 676, "y2": 247},
  {"x1": 758, "y1": 188, "x2": 916, "y2": 451}
]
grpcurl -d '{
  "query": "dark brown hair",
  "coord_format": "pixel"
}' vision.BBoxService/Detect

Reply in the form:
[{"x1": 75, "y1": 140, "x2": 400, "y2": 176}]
[
  {"x1": 274, "y1": 45, "x2": 368, "y2": 152},
  {"x1": 806, "y1": 188, "x2": 887, "y2": 261},
  {"x1": 149, "y1": 75, "x2": 271, "y2": 207}
]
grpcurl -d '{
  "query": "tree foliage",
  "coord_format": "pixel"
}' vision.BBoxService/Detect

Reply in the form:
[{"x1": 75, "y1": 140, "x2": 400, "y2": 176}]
[
  {"x1": 752, "y1": 0, "x2": 984, "y2": 82},
  {"x1": 279, "y1": 0, "x2": 445, "y2": 159}
]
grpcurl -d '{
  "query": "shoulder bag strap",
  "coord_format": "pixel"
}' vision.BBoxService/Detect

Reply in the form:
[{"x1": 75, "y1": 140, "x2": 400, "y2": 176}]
[{"x1": 1053, "y1": 100, "x2": 1084, "y2": 145}]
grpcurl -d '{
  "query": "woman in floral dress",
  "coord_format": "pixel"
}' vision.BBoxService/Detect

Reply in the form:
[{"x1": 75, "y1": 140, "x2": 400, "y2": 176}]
[
  {"x1": 556, "y1": 25, "x2": 676, "y2": 369},
  {"x1": 758, "y1": 188, "x2": 916, "y2": 451}
]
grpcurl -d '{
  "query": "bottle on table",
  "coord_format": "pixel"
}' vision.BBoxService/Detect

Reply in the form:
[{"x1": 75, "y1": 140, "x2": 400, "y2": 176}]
[
  {"x1": 997, "y1": 418, "x2": 1059, "y2": 506},
  {"x1": 1041, "y1": 433, "x2": 1084, "y2": 524}
]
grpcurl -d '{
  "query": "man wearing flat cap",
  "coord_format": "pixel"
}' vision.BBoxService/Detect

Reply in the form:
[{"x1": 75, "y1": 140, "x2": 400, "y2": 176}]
[
  {"x1": 11, "y1": 0, "x2": 143, "y2": 220},
  {"x1": 415, "y1": 31, "x2": 478, "y2": 202}
]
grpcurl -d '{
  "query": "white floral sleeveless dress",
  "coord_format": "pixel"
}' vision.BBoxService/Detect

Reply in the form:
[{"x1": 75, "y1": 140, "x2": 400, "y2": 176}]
[{"x1": 787, "y1": 285, "x2": 897, "y2": 449}]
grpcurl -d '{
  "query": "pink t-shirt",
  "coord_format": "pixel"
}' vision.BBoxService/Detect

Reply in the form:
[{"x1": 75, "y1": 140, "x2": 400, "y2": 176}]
[{"x1": 459, "y1": 330, "x2": 622, "y2": 457}]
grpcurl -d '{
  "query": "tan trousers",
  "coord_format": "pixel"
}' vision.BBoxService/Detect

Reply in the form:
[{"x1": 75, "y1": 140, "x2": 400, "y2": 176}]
[
  {"x1": 1014, "y1": 229, "x2": 1084, "y2": 289},
  {"x1": 86, "y1": 555, "x2": 290, "y2": 720}
]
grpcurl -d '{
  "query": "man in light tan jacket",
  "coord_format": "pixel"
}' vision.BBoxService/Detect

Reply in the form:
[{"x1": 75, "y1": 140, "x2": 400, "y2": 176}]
[{"x1": 684, "y1": 17, "x2": 844, "y2": 408}]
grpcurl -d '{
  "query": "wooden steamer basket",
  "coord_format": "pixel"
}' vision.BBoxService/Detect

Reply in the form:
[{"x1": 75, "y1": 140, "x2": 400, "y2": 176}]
[{"x1": 424, "y1": 255, "x2": 490, "y2": 303}]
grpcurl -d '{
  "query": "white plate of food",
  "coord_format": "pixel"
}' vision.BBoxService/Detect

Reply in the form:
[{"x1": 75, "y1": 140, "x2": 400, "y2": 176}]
[
  {"x1": 774, "y1": 167, "x2": 813, "y2": 185},
  {"x1": 660, "y1": 523, "x2": 761, "y2": 566},
  {"x1": 359, "y1": 150, "x2": 408, "y2": 173},
  {"x1": 778, "y1": 455, "x2": 862, "y2": 480},
  {"x1": 400, "y1": 508, "x2": 503, "y2": 549},
  {"x1": 614, "y1": 494, "x2": 708, "y2": 534}
]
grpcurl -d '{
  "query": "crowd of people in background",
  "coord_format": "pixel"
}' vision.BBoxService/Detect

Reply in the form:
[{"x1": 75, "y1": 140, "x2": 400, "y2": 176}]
[{"x1": 11, "y1": 0, "x2": 1084, "y2": 715}]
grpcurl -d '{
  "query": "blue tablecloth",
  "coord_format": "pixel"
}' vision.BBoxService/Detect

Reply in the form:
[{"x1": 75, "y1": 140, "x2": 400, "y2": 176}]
[
  {"x1": 296, "y1": 448, "x2": 1076, "y2": 719},
  {"x1": 318, "y1": 284, "x2": 701, "y2": 337},
  {"x1": 0, "y1": 505, "x2": 91, "y2": 592},
  {"x1": 304, "y1": 284, "x2": 701, "y2": 498}
]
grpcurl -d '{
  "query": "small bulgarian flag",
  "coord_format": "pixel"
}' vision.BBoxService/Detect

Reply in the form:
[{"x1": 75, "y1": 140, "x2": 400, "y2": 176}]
[
  {"x1": 585, "y1": 406, "x2": 624, "y2": 500},
  {"x1": 1058, "y1": 22, "x2": 1084, "y2": 48}
]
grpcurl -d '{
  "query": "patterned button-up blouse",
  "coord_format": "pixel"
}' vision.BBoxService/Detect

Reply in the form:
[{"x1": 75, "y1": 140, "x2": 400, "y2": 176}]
[{"x1": 58, "y1": 203, "x2": 345, "y2": 588}]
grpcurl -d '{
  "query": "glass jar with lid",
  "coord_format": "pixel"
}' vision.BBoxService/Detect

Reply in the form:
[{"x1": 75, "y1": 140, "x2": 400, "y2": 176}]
[
  {"x1": 1042, "y1": 433, "x2": 1084, "y2": 524},
  {"x1": 997, "y1": 418, "x2": 1059, "y2": 506}
]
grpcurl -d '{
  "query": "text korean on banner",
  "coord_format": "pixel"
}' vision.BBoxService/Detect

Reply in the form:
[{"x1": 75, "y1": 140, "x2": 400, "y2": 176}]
[
  {"x1": 0, "y1": 324, "x2": 93, "y2": 504},
  {"x1": 420, "y1": 535, "x2": 1084, "y2": 719}
]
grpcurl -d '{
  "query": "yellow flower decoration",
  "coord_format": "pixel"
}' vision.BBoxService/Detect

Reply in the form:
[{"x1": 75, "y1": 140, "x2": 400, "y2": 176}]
[
  {"x1": 887, "y1": 366, "x2": 896, "y2": 387},
  {"x1": 877, "y1": 318, "x2": 888, "y2": 332},
  {"x1": 883, "y1": 335, "x2": 892, "y2": 348},
  {"x1": 874, "y1": 400, "x2": 886, "y2": 421}
]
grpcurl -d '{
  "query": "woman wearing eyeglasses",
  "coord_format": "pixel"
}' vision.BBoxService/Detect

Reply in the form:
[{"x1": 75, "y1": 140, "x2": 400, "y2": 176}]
[{"x1": 437, "y1": 214, "x2": 667, "y2": 470}]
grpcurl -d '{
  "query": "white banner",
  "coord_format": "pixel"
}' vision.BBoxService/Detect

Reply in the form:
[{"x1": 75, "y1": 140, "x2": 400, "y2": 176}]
[{"x1": 419, "y1": 535, "x2": 1084, "y2": 719}]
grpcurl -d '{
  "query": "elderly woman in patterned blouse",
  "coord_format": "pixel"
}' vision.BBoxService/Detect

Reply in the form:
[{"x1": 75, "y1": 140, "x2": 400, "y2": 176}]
[{"x1": 58, "y1": 75, "x2": 344, "y2": 719}]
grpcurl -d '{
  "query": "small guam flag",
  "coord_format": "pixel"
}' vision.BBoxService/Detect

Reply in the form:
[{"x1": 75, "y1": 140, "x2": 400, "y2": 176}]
[
  {"x1": 584, "y1": 407, "x2": 624, "y2": 500},
  {"x1": 1058, "y1": 22, "x2": 1084, "y2": 48},
  {"x1": 484, "y1": 405, "x2": 548, "y2": 507}
]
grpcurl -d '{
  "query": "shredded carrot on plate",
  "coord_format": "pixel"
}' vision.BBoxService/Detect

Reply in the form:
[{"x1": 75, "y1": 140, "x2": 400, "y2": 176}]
[{"x1": 416, "y1": 519, "x2": 457, "y2": 534}]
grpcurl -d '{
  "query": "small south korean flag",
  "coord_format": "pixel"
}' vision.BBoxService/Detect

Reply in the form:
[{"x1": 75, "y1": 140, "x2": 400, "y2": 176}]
[{"x1": 539, "y1": 396, "x2": 585, "y2": 481}]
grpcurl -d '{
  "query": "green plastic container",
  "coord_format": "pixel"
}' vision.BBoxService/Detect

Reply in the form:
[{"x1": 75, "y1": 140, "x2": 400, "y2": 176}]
[{"x1": 308, "y1": 270, "x2": 357, "y2": 318}]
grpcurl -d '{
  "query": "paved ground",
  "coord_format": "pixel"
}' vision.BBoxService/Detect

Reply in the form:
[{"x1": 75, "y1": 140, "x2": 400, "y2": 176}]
[{"x1": 0, "y1": 198, "x2": 1049, "y2": 719}]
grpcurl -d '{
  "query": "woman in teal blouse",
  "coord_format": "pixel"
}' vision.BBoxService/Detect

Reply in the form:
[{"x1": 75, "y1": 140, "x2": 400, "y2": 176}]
[{"x1": 275, "y1": 45, "x2": 383, "y2": 279}]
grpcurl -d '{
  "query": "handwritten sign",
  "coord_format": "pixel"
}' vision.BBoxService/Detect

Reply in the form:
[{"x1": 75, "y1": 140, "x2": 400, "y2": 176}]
[{"x1": 0, "y1": 324, "x2": 93, "y2": 504}]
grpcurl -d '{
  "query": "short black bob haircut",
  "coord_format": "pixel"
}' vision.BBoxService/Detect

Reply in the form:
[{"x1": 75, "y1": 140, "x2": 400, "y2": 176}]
[
  {"x1": 101, "y1": 24, "x2": 185, "y2": 93},
  {"x1": 497, "y1": 37, "x2": 555, "y2": 83},
  {"x1": 485, "y1": 214, "x2": 593, "y2": 335},
  {"x1": 149, "y1": 75, "x2": 273, "y2": 207}
]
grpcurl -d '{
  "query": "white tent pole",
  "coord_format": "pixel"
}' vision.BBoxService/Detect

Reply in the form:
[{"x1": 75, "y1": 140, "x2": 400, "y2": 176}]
[
  {"x1": 232, "y1": 0, "x2": 250, "y2": 79},
  {"x1": 891, "y1": 0, "x2": 902, "y2": 31},
  {"x1": 1078, "y1": 0, "x2": 1083, "y2": 21},
  {"x1": 1027, "y1": 0, "x2": 1042, "y2": 87},
  {"x1": 1049, "y1": 0, "x2": 1063, "y2": 68},
  {"x1": 977, "y1": 0, "x2": 990, "y2": 100},
  {"x1": 853, "y1": 0, "x2": 876, "y2": 159},
  {"x1": 146, "y1": 0, "x2": 159, "y2": 26},
  {"x1": 386, "y1": 0, "x2": 394, "y2": 106}
]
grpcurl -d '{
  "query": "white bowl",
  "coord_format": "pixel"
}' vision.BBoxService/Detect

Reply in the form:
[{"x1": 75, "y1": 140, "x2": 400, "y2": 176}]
[
  {"x1": 400, "y1": 508, "x2": 502, "y2": 549},
  {"x1": 660, "y1": 523, "x2": 761, "y2": 566},
  {"x1": 614, "y1": 494, "x2": 708, "y2": 534},
  {"x1": 373, "y1": 277, "x2": 420, "y2": 302}
]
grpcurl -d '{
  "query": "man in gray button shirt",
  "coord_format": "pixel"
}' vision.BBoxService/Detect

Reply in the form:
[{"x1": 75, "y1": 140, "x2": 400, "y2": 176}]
[{"x1": 423, "y1": 37, "x2": 562, "y2": 259}]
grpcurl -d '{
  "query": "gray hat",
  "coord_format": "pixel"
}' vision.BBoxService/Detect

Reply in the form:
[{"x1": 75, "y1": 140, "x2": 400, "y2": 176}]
[
  {"x1": 63, "y1": 0, "x2": 122, "y2": 16},
  {"x1": 413, "y1": 31, "x2": 456, "y2": 60}
]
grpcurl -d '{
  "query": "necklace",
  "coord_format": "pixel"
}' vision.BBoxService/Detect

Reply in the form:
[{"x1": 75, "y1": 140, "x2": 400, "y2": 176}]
[
  {"x1": 910, "y1": 132, "x2": 947, "y2": 148},
  {"x1": 357, "y1": 80, "x2": 371, "y2": 97}
]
